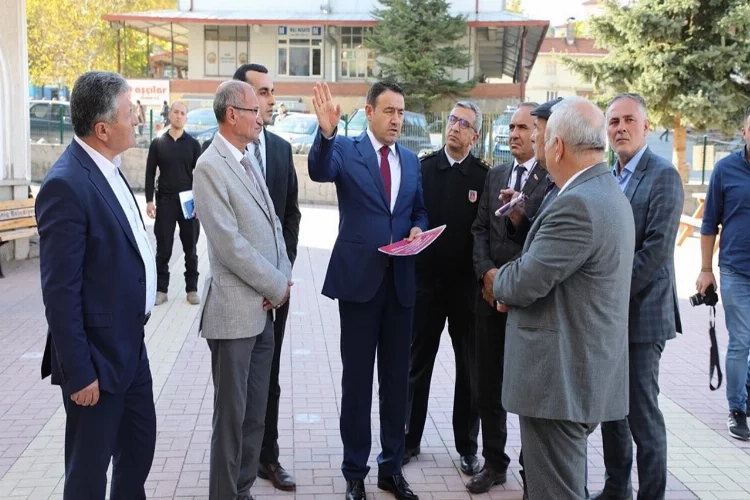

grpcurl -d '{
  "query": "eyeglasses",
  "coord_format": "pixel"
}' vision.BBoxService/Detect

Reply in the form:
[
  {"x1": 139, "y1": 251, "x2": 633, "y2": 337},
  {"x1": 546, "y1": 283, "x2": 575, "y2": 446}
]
[
  {"x1": 447, "y1": 114, "x2": 475, "y2": 131},
  {"x1": 231, "y1": 105, "x2": 260, "y2": 116}
]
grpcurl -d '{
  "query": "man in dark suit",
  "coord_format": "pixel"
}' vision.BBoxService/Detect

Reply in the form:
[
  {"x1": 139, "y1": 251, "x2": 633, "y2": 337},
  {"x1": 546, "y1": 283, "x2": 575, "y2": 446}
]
[
  {"x1": 200, "y1": 64, "x2": 301, "y2": 490},
  {"x1": 501, "y1": 97, "x2": 561, "y2": 500},
  {"x1": 468, "y1": 102, "x2": 547, "y2": 493},
  {"x1": 590, "y1": 93, "x2": 684, "y2": 500},
  {"x1": 404, "y1": 101, "x2": 488, "y2": 475},
  {"x1": 494, "y1": 97, "x2": 635, "y2": 499},
  {"x1": 36, "y1": 71, "x2": 157, "y2": 500},
  {"x1": 308, "y1": 81, "x2": 429, "y2": 500}
]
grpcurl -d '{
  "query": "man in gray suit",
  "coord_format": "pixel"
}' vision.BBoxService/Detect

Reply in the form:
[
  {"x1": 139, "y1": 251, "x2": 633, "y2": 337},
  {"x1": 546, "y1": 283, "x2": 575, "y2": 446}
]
[
  {"x1": 193, "y1": 80, "x2": 293, "y2": 500},
  {"x1": 590, "y1": 94, "x2": 683, "y2": 500},
  {"x1": 493, "y1": 97, "x2": 635, "y2": 499}
]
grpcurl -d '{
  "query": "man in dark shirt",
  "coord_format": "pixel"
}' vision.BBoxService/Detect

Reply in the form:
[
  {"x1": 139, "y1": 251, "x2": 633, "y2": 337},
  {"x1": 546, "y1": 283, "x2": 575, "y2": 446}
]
[
  {"x1": 697, "y1": 105, "x2": 750, "y2": 441},
  {"x1": 145, "y1": 101, "x2": 202, "y2": 306},
  {"x1": 404, "y1": 101, "x2": 487, "y2": 477}
]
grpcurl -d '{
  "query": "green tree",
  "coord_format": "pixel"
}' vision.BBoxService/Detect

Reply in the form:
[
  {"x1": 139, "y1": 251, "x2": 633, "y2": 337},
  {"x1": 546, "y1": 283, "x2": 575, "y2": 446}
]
[
  {"x1": 366, "y1": 0, "x2": 475, "y2": 112},
  {"x1": 26, "y1": 0, "x2": 176, "y2": 87},
  {"x1": 566, "y1": 0, "x2": 750, "y2": 181}
]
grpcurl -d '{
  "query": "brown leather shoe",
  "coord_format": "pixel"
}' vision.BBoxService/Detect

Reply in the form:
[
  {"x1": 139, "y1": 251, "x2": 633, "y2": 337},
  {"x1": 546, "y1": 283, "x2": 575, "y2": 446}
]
[{"x1": 258, "y1": 462, "x2": 296, "y2": 491}]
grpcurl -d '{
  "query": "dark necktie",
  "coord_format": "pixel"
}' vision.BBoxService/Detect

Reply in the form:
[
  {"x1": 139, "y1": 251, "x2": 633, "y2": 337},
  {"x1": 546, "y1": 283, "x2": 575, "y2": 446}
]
[
  {"x1": 513, "y1": 165, "x2": 526, "y2": 192},
  {"x1": 379, "y1": 146, "x2": 392, "y2": 205}
]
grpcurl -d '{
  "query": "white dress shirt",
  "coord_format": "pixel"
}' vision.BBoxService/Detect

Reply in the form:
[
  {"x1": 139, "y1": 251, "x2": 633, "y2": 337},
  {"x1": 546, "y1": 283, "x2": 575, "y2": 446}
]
[
  {"x1": 366, "y1": 128, "x2": 401, "y2": 212},
  {"x1": 74, "y1": 136, "x2": 156, "y2": 314},
  {"x1": 444, "y1": 148, "x2": 469, "y2": 166},
  {"x1": 507, "y1": 157, "x2": 536, "y2": 190},
  {"x1": 244, "y1": 129, "x2": 267, "y2": 179}
]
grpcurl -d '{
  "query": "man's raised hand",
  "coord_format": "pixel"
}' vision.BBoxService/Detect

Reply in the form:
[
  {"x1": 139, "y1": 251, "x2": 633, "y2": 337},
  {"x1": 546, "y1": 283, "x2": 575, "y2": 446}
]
[{"x1": 312, "y1": 82, "x2": 342, "y2": 139}]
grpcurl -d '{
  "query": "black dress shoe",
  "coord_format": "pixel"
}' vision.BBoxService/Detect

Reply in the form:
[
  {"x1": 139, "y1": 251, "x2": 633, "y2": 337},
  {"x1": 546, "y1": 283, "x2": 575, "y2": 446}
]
[
  {"x1": 465, "y1": 465, "x2": 507, "y2": 493},
  {"x1": 589, "y1": 491, "x2": 633, "y2": 500},
  {"x1": 377, "y1": 473, "x2": 419, "y2": 500},
  {"x1": 402, "y1": 446, "x2": 420, "y2": 465},
  {"x1": 258, "y1": 462, "x2": 296, "y2": 491},
  {"x1": 346, "y1": 479, "x2": 366, "y2": 500},
  {"x1": 459, "y1": 455, "x2": 480, "y2": 475}
]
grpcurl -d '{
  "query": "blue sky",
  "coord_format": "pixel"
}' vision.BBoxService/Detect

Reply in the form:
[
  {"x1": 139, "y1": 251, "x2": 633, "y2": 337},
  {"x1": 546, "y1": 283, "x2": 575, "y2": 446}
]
[{"x1": 522, "y1": 0, "x2": 586, "y2": 25}]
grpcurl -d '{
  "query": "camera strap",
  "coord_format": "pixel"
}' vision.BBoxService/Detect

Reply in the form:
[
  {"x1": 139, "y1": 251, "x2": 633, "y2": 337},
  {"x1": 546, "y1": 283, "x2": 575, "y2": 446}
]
[{"x1": 709, "y1": 305, "x2": 723, "y2": 391}]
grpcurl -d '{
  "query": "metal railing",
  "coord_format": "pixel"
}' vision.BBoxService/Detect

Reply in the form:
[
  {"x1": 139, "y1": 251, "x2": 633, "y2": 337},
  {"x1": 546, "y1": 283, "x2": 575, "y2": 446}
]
[
  {"x1": 29, "y1": 108, "x2": 167, "y2": 148},
  {"x1": 689, "y1": 134, "x2": 741, "y2": 185}
]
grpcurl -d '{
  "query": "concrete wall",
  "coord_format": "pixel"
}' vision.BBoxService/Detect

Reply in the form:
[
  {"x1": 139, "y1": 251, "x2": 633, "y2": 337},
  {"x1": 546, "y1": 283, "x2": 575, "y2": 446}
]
[
  {"x1": 0, "y1": 0, "x2": 32, "y2": 263},
  {"x1": 30, "y1": 144, "x2": 338, "y2": 205},
  {"x1": 31, "y1": 144, "x2": 709, "y2": 214}
]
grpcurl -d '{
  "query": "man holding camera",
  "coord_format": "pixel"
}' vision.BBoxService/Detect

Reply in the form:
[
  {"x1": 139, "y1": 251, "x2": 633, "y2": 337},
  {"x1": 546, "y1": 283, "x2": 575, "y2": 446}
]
[
  {"x1": 590, "y1": 93, "x2": 684, "y2": 500},
  {"x1": 696, "y1": 106, "x2": 750, "y2": 441}
]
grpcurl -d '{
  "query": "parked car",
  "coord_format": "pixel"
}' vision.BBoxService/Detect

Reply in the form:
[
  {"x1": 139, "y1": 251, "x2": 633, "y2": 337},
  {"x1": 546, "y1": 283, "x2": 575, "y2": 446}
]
[
  {"x1": 483, "y1": 107, "x2": 516, "y2": 164},
  {"x1": 159, "y1": 107, "x2": 218, "y2": 146},
  {"x1": 341, "y1": 109, "x2": 434, "y2": 155},
  {"x1": 267, "y1": 114, "x2": 335, "y2": 154},
  {"x1": 29, "y1": 100, "x2": 73, "y2": 143}
]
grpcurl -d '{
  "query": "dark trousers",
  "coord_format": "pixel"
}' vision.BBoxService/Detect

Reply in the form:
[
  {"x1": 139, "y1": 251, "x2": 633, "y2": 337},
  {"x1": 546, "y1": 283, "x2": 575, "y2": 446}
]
[
  {"x1": 61, "y1": 349, "x2": 156, "y2": 500},
  {"x1": 600, "y1": 341, "x2": 667, "y2": 500},
  {"x1": 474, "y1": 299, "x2": 511, "y2": 472},
  {"x1": 405, "y1": 285, "x2": 479, "y2": 455},
  {"x1": 207, "y1": 316, "x2": 275, "y2": 500},
  {"x1": 260, "y1": 299, "x2": 290, "y2": 465},
  {"x1": 339, "y1": 268, "x2": 412, "y2": 480},
  {"x1": 154, "y1": 193, "x2": 200, "y2": 293}
]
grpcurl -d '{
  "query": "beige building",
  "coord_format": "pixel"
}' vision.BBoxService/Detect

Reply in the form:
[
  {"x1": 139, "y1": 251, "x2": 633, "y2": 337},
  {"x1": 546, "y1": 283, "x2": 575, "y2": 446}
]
[{"x1": 525, "y1": 33, "x2": 608, "y2": 104}]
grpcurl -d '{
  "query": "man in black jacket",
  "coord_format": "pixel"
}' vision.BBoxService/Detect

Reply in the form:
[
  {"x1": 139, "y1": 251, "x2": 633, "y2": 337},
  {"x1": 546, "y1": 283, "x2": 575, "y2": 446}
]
[
  {"x1": 203, "y1": 63, "x2": 302, "y2": 491},
  {"x1": 404, "y1": 101, "x2": 487, "y2": 476}
]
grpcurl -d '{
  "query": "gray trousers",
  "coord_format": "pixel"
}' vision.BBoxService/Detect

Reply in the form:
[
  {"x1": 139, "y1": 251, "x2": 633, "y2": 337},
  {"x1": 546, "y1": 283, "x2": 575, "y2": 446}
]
[
  {"x1": 207, "y1": 316, "x2": 274, "y2": 500},
  {"x1": 520, "y1": 416, "x2": 597, "y2": 500}
]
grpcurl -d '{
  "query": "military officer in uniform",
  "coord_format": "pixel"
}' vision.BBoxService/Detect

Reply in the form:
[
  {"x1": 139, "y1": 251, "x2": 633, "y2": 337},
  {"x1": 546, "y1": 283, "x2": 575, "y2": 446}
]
[{"x1": 404, "y1": 101, "x2": 488, "y2": 476}]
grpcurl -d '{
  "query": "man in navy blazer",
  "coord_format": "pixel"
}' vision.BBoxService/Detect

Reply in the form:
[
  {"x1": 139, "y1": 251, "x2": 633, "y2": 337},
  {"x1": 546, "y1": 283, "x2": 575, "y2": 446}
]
[
  {"x1": 36, "y1": 71, "x2": 157, "y2": 500},
  {"x1": 590, "y1": 93, "x2": 684, "y2": 500},
  {"x1": 308, "y1": 81, "x2": 428, "y2": 500}
]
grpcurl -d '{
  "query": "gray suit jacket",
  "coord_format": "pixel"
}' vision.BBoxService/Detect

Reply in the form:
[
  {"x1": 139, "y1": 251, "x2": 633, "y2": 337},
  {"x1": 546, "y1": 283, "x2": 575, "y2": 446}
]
[
  {"x1": 623, "y1": 148, "x2": 684, "y2": 343},
  {"x1": 193, "y1": 136, "x2": 292, "y2": 340},
  {"x1": 494, "y1": 163, "x2": 635, "y2": 423}
]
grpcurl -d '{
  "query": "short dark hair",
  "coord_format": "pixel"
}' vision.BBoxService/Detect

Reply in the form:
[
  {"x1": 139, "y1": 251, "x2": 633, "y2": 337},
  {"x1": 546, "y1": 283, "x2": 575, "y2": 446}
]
[
  {"x1": 70, "y1": 71, "x2": 129, "y2": 138},
  {"x1": 232, "y1": 64, "x2": 269, "y2": 83},
  {"x1": 366, "y1": 81, "x2": 404, "y2": 108},
  {"x1": 744, "y1": 104, "x2": 750, "y2": 123}
]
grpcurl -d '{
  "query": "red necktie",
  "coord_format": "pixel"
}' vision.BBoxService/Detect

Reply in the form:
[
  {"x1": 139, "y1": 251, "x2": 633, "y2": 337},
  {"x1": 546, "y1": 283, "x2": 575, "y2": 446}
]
[{"x1": 379, "y1": 145, "x2": 392, "y2": 205}]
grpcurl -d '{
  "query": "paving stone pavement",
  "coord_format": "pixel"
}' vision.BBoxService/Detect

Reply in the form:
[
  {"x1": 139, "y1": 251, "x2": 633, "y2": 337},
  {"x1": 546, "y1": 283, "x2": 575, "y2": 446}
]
[{"x1": 0, "y1": 198, "x2": 749, "y2": 500}]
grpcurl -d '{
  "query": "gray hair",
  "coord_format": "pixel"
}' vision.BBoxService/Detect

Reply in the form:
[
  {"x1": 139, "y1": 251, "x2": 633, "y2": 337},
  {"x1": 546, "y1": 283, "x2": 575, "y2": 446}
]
[
  {"x1": 70, "y1": 71, "x2": 129, "y2": 138},
  {"x1": 454, "y1": 100, "x2": 483, "y2": 133},
  {"x1": 214, "y1": 80, "x2": 252, "y2": 123},
  {"x1": 607, "y1": 93, "x2": 648, "y2": 120},
  {"x1": 545, "y1": 97, "x2": 607, "y2": 152}
]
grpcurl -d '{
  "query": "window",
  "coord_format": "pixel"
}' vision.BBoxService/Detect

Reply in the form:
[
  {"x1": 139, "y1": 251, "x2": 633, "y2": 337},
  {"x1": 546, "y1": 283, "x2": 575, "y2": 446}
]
[
  {"x1": 277, "y1": 26, "x2": 323, "y2": 77},
  {"x1": 546, "y1": 91, "x2": 559, "y2": 101},
  {"x1": 340, "y1": 27, "x2": 375, "y2": 79},
  {"x1": 545, "y1": 60, "x2": 557, "y2": 76},
  {"x1": 204, "y1": 25, "x2": 250, "y2": 77}
]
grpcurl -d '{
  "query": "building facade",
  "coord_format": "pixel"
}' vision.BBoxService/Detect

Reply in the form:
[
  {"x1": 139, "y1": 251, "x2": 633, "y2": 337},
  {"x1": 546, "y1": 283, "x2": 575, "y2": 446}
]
[{"x1": 104, "y1": 0, "x2": 549, "y2": 112}]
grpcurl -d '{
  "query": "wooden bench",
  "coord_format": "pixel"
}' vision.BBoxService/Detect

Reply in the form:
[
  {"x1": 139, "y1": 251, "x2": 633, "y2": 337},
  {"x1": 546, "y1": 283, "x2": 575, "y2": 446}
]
[
  {"x1": 676, "y1": 192, "x2": 719, "y2": 253},
  {"x1": 0, "y1": 199, "x2": 37, "y2": 278}
]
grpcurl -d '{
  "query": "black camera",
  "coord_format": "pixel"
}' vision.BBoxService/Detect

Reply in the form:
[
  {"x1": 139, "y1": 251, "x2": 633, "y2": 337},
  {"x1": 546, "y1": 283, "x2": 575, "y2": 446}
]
[{"x1": 689, "y1": 284, "x2": 719, "y2": 307}]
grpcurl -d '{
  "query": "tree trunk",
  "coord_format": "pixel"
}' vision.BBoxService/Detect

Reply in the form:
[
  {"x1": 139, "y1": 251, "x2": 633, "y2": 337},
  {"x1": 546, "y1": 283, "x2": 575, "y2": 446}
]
[{"x1": 671, "y1": 115, "x2": 689, "y2": 183}]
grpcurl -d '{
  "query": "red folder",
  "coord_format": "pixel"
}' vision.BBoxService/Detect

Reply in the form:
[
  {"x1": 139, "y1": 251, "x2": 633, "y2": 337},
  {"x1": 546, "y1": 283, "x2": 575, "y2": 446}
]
[{"x1": 378, "y1": 225, "x2": 446, "y2": 256}]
